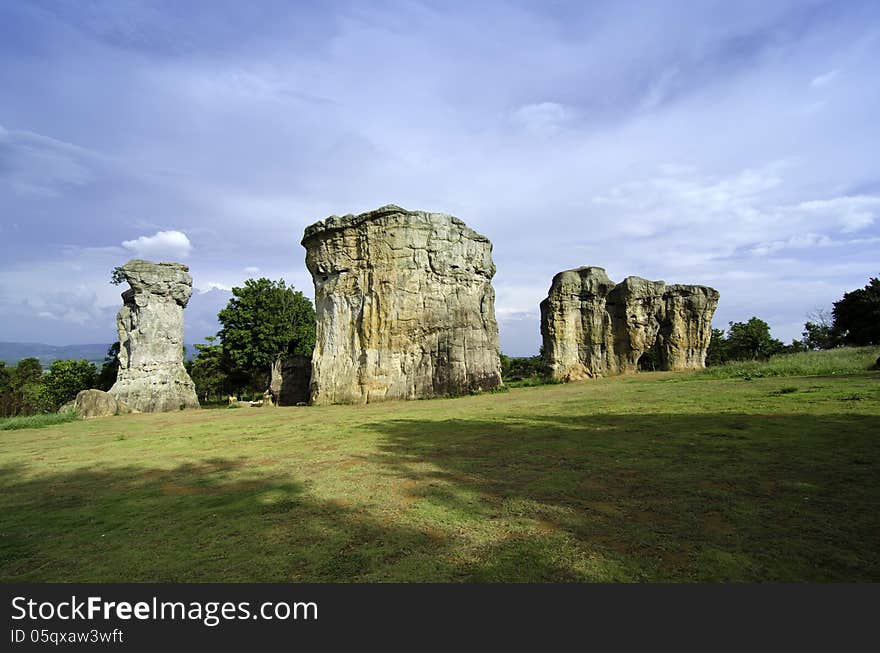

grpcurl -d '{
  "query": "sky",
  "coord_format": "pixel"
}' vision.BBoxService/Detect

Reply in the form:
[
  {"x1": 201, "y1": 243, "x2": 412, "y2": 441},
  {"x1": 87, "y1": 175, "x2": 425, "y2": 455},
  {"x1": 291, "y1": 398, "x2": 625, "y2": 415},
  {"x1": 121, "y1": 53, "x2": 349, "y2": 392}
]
[{"x1": 1, "y1": 0, "x2": 878, "y2": 356}]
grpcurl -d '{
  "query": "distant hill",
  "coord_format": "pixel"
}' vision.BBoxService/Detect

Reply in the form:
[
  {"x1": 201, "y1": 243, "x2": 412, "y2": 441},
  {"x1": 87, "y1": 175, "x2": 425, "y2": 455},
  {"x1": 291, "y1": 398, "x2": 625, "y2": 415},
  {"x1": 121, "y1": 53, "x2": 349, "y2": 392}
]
[
  {"x1": 0, "y1": 342, "x2": 110, "y2": 367},
  {"x1": 0, "y1": 342, "x2": 202, "y2": 367}
]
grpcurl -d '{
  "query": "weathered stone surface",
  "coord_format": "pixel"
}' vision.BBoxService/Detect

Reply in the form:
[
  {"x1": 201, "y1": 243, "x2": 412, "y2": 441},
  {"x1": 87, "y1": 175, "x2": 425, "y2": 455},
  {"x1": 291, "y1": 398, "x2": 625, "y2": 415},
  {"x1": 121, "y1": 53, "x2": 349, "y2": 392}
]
[
  {"x1": 269, "y1": 355, "x2": 312, "y2": 406},
  {"x1": 70, "y1": 389, "x2": 132, "y2": 419},
  {"x1": 657, "y1": 284, "x2": 720, "y2": 371},
  {"x1": 541, "y1": 266, "x2": 719, "y2": 380},
  {"x1": 302, "y1": 205, "x2": 502, "y2": 404},
  {"x1": 108, "y1": 259, "x2": 200, "y2": 412}
]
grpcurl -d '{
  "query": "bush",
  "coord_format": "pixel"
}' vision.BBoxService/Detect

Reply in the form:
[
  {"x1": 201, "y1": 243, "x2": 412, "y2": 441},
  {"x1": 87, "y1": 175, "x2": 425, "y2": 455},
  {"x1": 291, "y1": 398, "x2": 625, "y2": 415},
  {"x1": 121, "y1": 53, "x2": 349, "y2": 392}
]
[
  {"x1": 500, "y1": 354, "x2": 546, "y2": 382},
  {"x1": 0, "y1": 412, "x2": 77, "y2": 431},
  {"x1": 42, "y1": 359, "x2": 97, "y2": 410}
]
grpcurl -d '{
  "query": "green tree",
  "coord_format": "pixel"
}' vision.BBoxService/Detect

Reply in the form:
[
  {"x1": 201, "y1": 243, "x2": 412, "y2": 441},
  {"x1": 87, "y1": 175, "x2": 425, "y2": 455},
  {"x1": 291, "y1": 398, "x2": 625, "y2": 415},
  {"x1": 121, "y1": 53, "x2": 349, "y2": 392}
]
[
  {"x1": 831, "y1": 276, "x2": 880, "y2": 346},
  {"x1": 8, "y1": 358, "x2": 45, "y2": 416},
  {"x1": 725, "y1": 318, "x2": 784, "y2": 361},
  {"x1": 217, "y1": 278, "x2": 316, "y2": 390},
  {"x1": 96, "y1": 343, "x2": 120, "y2": 391},
  {"x1": 41, "y1": 359, "x2": 97, "y2": 410},
  {"x1": 0, "y1": 362, "x2": 12, "y2": 417},
  {"x1": 110, "y1": 266, "x2": 126, "y2": 285},
  {"x1": 13, "y1": 357, "x2": 43, "y2": 386},
  {"x1": 705, "y1": 328, "x2": 728, "y2": 366},
  {"x1": 500, "y1": 354, "x2": 546, "y2": 380},
  {"x1": 801, "y1": 309, "x2": 835, "y2": 350},
  {"x1": 189, "y1": 336, "x2": 231, "y2": 402},
  {"x1": 785, "y1": 339, "x2": 808, "y2": 354}
]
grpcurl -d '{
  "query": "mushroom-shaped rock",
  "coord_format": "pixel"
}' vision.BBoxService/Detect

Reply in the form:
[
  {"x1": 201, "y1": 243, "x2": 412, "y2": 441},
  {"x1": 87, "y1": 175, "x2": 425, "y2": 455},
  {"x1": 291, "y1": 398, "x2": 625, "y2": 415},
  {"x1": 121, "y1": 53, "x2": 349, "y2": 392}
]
[{"x1": 108, "y1": 259, "x2": 200, "y2": 412}]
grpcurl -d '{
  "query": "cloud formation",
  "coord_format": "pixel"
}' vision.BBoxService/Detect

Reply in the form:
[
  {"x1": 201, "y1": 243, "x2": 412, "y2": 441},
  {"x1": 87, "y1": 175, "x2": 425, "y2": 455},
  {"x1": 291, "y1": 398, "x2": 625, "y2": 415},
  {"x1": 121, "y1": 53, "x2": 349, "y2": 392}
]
[
  {"x1": 121, "y1": 230, "x2": 193, "y2": 260},
  {"x1": 0, "y1": 1, "x2": 878, "y2": 354}
]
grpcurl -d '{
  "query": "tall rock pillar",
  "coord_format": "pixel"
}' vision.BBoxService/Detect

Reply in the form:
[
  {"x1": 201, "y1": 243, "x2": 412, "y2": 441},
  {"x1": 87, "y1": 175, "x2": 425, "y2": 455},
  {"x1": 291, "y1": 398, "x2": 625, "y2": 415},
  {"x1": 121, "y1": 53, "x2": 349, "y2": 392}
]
[
  {"x1": 108, "y1": 259, "x2": 200, "y2": 412},
  {"x1": 302, "y1": 205, "x2": 503, "y2": 404}
]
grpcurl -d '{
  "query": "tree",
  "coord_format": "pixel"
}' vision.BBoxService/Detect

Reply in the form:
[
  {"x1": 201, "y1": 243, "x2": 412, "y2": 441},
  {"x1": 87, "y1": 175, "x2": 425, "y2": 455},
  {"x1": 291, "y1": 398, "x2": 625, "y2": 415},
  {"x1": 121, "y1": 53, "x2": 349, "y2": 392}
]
[
  {"x1": 0, "y1": 362, "x2": 12, "y2": 417},
  {"x1": 42, "y1": 359, "x2": 97, "y2": 410},
  {"x1": 500, "y1": 354, "x2": 546, "y2": 380},
  {"x1": 801, "y1": 309, "x2": 835, "y2": 350},
  {"x1": 96, "y1": 343, "x2": 120, "y2": 391},
  {"x1": 725, "y1": 318, "x2": 784, "y2": 361},
  {"x1": 189, "y1": 336, "x2": 231, "y2": 402},
  {"x1": 7, "y1": 358, "x2": 45, "y2": 416},
  {"x1": 786, "y1": 338, "x2": 808, "y2": 354},
  {"x1": 217, "y1": 278, "x2": 316, "y2": 390},
  {"x1": 13, "y1": 357, "x2": 43, "y2": 386},
  {"x1": 110, "y1": 266, "x2": 126, "y2": 285},
  {"x1": 705, "y1": 328, "x2": 728, "y2": 366},
  {"x1": 831, "y1": 276, "x2": 880, "y2": 346}
]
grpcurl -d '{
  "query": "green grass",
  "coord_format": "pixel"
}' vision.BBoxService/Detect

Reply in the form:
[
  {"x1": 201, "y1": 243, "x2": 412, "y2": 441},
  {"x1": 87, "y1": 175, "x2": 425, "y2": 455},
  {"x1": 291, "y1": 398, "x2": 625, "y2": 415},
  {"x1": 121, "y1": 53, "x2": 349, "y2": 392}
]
[
  {"x1": 0, "y1": 411, "x2": 76, "y2": 431},
  {"x1": 699, "y1": 346, "x2": 880, "y2": 379},
  {"x1": 1, "y1": 364, "x2": 878, "y2": 582}
]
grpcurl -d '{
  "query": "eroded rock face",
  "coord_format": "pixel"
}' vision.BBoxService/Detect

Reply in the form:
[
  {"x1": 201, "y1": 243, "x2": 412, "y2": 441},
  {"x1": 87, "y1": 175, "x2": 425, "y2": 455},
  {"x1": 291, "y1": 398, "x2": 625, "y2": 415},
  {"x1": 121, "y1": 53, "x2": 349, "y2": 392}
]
[
  {"x1": 70, "y1": 389, "x2": 132, "y2": 419},
  {"x1": 302, "y1": 205, "x2": 502, "y2": 404},
  {"x1": 540, "y1": 266, "x2": 719, "y2": 380},
  {"x1": 108, "y1": 259, "x2": 200, "y2": 412}
]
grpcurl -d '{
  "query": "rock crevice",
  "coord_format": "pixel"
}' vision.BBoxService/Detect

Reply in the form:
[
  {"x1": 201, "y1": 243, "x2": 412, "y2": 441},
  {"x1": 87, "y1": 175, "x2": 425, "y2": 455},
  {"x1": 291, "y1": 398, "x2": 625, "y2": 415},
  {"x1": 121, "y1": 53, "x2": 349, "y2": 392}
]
[{"x1": 540, "y1": 266, "x2": 718, "y2": 380}]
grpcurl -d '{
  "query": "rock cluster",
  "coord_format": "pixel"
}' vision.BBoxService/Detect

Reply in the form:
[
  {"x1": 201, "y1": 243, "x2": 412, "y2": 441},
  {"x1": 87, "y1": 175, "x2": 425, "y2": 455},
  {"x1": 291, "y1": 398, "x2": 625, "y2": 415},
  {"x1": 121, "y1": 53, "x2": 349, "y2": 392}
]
[
  {"x1": 540, "y1": 266, "x2": 718, "y2": 380},
  {"x1": 302, "y1": 205, "x2": 502, "y2": 404},
  {"x1": 108, "y1": 259, "x2": 200, "y2": 412}
]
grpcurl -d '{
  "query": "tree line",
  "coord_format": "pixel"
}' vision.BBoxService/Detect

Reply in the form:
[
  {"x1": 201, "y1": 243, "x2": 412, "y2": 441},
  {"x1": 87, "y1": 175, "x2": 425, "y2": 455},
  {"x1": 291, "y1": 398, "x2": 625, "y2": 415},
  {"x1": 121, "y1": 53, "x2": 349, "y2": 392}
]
[
  {"x1": 0, "y1": 348, "x2": 118, "y2": 418},
  {"x1": 706, "y1": 275, "x2": 879, "y2": 365}
]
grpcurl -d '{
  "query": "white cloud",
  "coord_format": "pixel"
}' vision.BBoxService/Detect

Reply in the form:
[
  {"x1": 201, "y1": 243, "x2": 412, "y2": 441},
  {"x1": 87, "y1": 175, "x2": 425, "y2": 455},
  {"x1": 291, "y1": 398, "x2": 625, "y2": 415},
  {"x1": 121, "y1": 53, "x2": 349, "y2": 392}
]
[
  {"x1": 810, "y1": 70, "x2": 838, "y2": 88},
  {"x1": 243, "y1": 266, "x2": 260, "y2": 274},
  {"x1": 750, "y1": 232, "x2": 833, "y2": 256},
  {"x1": 792, "y1": 195, "x2": 879, "y2": 233},
  {"x1": 509, "y1": 102, "x2": 573, "y2": 134},
  {"x1": 121, "y1": 230, "x2": 193, "y2": 259},
  {"x1": 198, "y1": 281, "x2": 232, "y2": 293}
]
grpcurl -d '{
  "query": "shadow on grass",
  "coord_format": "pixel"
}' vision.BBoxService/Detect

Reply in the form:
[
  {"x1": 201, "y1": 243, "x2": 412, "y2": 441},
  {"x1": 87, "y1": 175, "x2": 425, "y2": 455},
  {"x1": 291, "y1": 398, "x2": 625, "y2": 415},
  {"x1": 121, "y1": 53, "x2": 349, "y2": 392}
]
[
  {"x1": 0, "y1": 458, "x2": 440, "y2": 582},
  {"x1": 363, "y1": 412, "x2": 880, "y2": 582},
  {"x1": 1, "y1": 411, "x2": 877, "y2": 582}
]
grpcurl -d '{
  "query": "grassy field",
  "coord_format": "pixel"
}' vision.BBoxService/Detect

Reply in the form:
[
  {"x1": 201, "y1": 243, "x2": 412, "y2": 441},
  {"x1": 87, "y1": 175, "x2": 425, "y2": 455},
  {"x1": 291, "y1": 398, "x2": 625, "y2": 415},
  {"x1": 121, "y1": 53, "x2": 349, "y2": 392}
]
[
  {"x1": 1, "y1": 365, "x2": 878, "y2": 582},
  {"x1": 699, "y1": 346, "x2": 880, "y2": 379}
]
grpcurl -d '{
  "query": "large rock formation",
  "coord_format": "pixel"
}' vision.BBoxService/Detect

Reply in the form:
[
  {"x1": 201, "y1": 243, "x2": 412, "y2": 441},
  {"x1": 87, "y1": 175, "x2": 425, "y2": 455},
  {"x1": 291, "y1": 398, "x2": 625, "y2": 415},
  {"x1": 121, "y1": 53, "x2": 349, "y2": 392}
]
[
  {"x1": 540, "y1": 266, "x2": 718, "y2": 380},
  {"x1": 108, "y1": 259, "x2": 200, "y2": 412},
  {"x1": 68, "y1": 389, "x2": 133, "y2": 419},
  {"x1": 302, "y1": 205, "x2": 502, "y2": 404}
]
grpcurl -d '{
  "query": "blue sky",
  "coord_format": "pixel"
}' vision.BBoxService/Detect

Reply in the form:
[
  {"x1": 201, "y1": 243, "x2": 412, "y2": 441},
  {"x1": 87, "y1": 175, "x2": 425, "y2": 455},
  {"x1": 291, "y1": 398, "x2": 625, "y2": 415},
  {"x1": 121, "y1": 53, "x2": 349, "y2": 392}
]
[{"x1": 1, "y1": 0, "x2": 878, "y2": 355}]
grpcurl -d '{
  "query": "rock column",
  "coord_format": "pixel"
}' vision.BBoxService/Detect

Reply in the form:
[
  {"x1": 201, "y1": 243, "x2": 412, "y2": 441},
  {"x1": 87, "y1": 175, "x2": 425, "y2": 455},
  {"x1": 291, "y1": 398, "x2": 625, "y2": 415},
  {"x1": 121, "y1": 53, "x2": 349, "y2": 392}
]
[
  {"x1": 302, "y1": 205, "x2": 503, "y2": 404},
  {"x1": 109, "y1": 259, "x2": 200, "y2": 412}
]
